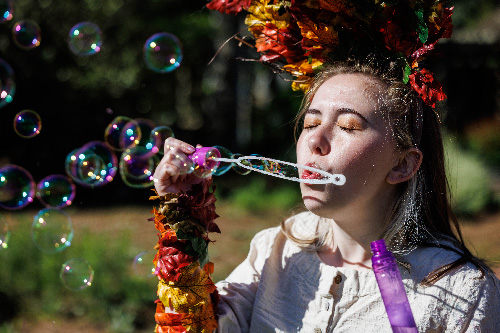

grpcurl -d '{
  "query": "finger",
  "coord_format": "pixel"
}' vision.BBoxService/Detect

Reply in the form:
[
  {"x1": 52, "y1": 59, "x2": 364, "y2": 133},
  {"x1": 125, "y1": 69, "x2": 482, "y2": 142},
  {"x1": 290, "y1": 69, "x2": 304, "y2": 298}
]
[
  {"x1": 164, "y1": 147, "x2": 194, "y2": 174},
  {"x1": 164, "y1": 137, "x2": 195, "y2": 156}
]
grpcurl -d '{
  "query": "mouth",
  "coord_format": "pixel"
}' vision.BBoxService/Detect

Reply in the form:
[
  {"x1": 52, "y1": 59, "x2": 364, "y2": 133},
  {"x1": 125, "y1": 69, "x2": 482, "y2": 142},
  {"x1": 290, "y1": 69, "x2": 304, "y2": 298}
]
[{"x1": 301, "y1": 162, "x2": 325, "y2": 181}]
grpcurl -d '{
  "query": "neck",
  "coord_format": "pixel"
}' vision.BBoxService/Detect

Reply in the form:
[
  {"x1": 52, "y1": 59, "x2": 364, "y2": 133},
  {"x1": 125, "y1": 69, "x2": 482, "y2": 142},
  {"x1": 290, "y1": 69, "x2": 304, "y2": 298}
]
[{"x1": 318, "y1": 192, "x2": 392, "y2": 270}]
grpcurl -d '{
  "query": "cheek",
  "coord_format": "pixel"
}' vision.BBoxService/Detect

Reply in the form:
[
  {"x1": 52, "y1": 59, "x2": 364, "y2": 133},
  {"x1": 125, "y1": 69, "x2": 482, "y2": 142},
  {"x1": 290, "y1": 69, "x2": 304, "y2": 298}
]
[{"x1": 336, "y1": 137, "x2": 395, "y2": 175}]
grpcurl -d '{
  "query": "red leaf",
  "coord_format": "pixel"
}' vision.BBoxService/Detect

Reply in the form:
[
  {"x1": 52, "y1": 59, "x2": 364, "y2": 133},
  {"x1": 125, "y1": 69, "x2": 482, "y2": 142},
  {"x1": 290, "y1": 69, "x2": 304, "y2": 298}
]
[
  {"x1": 408, "y1": 68, "x2": 447, "y2": 108},
  {"x1": 206, "y1": 0, "x2": 251, "y2": 15},
  {"x1": 155, "y1": 231, "x2": 195, "y2": 282}
]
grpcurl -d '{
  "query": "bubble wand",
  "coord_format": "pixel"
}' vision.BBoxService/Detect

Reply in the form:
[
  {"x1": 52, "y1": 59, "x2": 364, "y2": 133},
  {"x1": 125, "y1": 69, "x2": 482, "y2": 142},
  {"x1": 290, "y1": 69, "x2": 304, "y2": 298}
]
[{"x1": 179, "y1": 146, "x2": 346, "y2": 185}]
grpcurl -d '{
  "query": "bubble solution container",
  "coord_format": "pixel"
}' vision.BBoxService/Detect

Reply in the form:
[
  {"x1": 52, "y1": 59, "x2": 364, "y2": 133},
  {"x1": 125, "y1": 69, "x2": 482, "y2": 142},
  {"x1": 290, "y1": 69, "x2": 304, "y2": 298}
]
[{"x1": 371, "y1": 239, "x2": 418, "y2": 333}]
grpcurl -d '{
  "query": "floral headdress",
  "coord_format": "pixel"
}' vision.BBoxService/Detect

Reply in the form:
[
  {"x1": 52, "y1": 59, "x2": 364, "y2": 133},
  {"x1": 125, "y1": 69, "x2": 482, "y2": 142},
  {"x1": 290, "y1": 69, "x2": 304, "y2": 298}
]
[{"x1": 206, "y1": 0, "x2": 453, "y2": 108}]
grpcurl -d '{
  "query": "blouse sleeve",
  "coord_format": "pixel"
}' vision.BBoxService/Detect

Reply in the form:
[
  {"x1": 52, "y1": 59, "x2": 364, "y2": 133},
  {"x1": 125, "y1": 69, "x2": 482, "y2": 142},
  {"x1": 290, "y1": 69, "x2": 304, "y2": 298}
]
[
  {"x1": 464, "y1": 271, "x2": 500, "y2": 332},
  {"x1": 215, "y1": 227, "x2": 279, "y2": 333}
]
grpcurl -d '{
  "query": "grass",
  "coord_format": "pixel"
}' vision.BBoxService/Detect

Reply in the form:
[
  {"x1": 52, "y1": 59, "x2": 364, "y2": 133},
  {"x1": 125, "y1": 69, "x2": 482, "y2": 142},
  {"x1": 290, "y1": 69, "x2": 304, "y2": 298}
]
[{"x1": 0, "y1": 187, "x2": 499, "y2": 331}]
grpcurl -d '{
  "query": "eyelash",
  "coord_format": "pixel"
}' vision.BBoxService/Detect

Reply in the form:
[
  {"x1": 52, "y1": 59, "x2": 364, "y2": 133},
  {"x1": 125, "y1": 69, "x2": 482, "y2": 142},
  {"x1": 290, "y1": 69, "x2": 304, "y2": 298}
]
[{"x1": 303, "y1": 123, "x2": 357, "y2": 132}]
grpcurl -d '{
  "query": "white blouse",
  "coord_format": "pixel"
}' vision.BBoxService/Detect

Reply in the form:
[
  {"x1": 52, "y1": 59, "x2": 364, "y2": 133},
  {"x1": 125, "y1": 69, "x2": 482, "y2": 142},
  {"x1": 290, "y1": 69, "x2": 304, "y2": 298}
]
[{"x1": 215, "y1": 212, "x2": 500, "y2": 332}]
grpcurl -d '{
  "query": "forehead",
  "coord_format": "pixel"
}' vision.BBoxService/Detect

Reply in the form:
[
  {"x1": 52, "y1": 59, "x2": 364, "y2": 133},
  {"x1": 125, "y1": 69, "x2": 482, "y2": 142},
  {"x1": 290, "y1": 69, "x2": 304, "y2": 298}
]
[{"x1": 310, "y1": 73, "x2": 385, "y2": 113}]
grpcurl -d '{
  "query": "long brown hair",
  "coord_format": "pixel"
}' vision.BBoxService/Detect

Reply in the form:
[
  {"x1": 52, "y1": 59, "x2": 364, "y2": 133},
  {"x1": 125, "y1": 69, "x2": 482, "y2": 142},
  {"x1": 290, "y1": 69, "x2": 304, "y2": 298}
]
[{"x1": 283, "y1": 59, "x2": 488, "y2": 283}]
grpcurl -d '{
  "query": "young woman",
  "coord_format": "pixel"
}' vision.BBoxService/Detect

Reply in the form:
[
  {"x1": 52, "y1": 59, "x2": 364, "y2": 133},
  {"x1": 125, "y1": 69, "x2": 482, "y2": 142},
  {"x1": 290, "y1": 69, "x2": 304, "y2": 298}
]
[{"x1": 153, "y1": 61, "x2": 500, "y2": 332}]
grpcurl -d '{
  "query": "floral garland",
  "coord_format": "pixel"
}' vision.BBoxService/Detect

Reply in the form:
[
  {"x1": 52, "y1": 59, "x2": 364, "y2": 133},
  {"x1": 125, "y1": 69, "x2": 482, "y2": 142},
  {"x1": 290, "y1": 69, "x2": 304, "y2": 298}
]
[
  {"x1": 149, "y1": 179, "x2": 220, "y2": 333},
  {"x1": 206, "y1": 0, "x2": 453, "y2": 108}
]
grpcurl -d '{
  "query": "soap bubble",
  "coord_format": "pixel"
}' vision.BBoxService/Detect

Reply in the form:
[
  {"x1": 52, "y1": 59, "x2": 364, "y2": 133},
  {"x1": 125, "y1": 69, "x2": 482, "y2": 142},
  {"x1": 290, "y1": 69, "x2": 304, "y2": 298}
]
[
  {"x1": 119, "y1": 146, "x2": 159, "y2": 188},
  {"x1": 13, "y1": 109, "x2": 41, "y2": 138},
  {"x1": 147, "y1": 126, "x2": 174, "y2": 155},
  {"x1": 68, "y1": 22, "x2": 102, "y2": 56},
  {"x1": 0, "y1": 165, "x2": 35, "y2": 210},
  {"x1": 123, "y1": 118, "x2": 154, "y2": 149},
  {"x1": 104, "y1": 116, "x2": 138, "y2": 151},
  {"x1": 212, "y1": 146, "x2": 233, "y2": 176},
  {"x1": 65, "y1": 141, "x2": 118, "y2": 188},
  {"x1": 31, "y1": 208, "x2": 73, "y2": 253},
  {"x1": 144, "y1": 32, "x2": 182, "y2": 73},
  {"x1": 36, "y1": 175, "x2": 76, "y2": 208},
  {"x1": 133, "y1": 250, "x2": 156, "y2": 278},
  {"x1": 0, "y1": 58, "x2": 15, "y2": 108},
  {"x1": 0, "y1": 214, "x2": 10, "y2": 249},
  {"x1": 12, "y1": 20, "x2": 41, "y2": 49},
  {"x1": 231, "y1": 153, "x2": 252, "y2": 175},
  {"x1": 0, "y1": 0, "x2": 13, "y2": 23},
  {"x1": 60, "y1": 258, "x2": 94, "y2": 290}
]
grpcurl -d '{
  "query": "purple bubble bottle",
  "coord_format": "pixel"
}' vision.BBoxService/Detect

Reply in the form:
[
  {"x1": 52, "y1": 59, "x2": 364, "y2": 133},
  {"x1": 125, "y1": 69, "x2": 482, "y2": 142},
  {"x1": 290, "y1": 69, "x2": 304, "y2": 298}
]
[{"x1": 371, "y1": 239, "x2": 418, "y2": 333}]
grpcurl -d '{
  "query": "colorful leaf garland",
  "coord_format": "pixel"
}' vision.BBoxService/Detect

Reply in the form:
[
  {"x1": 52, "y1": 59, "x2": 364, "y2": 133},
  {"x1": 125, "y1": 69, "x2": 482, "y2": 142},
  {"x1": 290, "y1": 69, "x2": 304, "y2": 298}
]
[
  {"x1": 150, "y1": 179, "x2": 219, "y2": 332},
  {"x1": 206, "y1": 0, "x2": 454, "y2": 108}
]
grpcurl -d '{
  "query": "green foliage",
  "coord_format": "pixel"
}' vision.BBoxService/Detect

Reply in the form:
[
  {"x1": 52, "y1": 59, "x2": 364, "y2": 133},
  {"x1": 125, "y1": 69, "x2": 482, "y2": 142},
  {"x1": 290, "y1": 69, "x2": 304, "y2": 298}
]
[
  {"x1": 224, "y1": 176, "x2": 302, "y2": 215},
  {"x1": 444, "y1": 136, "x2": 494, "y2": 217},
  {"x1": 0, "y1": 213, "x2": 156, "y2": 331}
]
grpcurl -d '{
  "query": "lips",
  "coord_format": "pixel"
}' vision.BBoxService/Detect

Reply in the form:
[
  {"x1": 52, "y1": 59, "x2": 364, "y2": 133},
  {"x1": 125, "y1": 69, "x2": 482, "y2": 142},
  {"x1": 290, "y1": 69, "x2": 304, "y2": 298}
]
[{"x1": 301, "y1": 162, "x2": 324, "y2": 180}]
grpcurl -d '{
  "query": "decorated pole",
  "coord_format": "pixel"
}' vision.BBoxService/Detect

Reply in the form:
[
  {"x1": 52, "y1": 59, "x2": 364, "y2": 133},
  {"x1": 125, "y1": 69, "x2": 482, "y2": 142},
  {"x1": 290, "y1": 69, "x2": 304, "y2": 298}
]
[{"x1": 150, "y1": 178, "x2": 220, "y2": 332}]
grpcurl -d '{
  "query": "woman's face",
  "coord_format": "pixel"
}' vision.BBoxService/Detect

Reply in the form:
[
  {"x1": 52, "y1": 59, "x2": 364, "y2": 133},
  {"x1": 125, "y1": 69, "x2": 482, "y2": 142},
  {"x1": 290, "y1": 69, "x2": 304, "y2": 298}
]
[{"x1": 297, "y1": 73, "x2": 401, "y2": 219}]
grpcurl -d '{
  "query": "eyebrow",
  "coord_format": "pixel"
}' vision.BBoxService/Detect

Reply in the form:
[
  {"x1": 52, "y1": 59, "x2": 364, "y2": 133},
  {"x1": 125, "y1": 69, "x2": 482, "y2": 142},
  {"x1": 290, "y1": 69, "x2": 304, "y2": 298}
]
[{"x1": 305, "y1": 108, "x2": 369, "y2": 123}]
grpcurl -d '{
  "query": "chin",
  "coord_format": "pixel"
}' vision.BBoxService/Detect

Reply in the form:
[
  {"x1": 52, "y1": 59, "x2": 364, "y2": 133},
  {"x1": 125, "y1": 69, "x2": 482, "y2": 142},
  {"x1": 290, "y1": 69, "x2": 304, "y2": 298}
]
[{"x1": 302, "y1": 196, "x2": 335, "y2": 218}]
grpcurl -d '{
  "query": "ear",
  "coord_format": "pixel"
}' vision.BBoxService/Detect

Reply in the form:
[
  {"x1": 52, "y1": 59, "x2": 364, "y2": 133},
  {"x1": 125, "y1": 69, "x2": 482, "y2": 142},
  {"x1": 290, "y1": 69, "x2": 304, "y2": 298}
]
[{"x1": 386, "y1": 148, "x2": 423, "y2": 184}]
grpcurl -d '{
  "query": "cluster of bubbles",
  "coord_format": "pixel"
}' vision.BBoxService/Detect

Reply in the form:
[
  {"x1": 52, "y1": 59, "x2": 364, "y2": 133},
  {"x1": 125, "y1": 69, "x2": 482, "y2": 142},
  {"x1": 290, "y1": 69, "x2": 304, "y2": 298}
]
[{"x1": 0, "y1": 2, "x2": 185, "y2": 290}]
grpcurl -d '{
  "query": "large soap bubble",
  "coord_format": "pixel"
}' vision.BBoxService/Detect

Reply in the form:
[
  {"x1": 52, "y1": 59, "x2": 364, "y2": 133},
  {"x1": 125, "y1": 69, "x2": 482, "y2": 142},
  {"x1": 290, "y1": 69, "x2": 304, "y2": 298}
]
[
  {"x1": 13, "y1": 109, "x2": 42, "y2": 138},
  {"x1": 0, "y1": 58, "x2": 15, "y2": 108},
  {"x1": 60, "y1": 258, "x2": 94, "y2": 290},
  {"x1": 31, "y1": 208, "x2": 73, "y2": 253},
  {"x1": 104, "y1": 116, "x2": 140, "y2": 151},
  {"x1": 68, "y1": 22, "x2": 102, "y2": 56},
  {"x1": 119, "y1": 146, "x2": 159, "y2": 188},
  {"x1": 147, "y1": 126, "x2": 174, "y2": 155},
  {"x1": 0, "y1": 164, "x2": 35, "y2": 210},
  {"x1": 144, "y1": 32, "x2": 182, "y2": 73},
  {"x1": 12, "y1": 20, "x2": 41, "y2": 49},
  {"x1": 65, "y1": 141, "x2": 118, "y2": 188},
  {"x1": 36, "y1": 174, "x2": 76, "y2": 208}
]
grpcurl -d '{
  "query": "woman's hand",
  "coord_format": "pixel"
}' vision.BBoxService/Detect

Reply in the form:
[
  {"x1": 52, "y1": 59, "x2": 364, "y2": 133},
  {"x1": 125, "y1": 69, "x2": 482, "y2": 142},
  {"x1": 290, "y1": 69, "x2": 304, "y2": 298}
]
[{"x1": 153, "y1": 137, "x2": 209, "y2": 195}]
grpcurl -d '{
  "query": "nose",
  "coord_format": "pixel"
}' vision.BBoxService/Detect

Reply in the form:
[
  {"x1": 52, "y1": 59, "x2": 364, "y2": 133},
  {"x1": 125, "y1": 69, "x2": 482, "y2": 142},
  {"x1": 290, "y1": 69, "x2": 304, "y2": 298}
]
[{"x1": 308, "y1": 127, "x2": 331, "y2": 155}]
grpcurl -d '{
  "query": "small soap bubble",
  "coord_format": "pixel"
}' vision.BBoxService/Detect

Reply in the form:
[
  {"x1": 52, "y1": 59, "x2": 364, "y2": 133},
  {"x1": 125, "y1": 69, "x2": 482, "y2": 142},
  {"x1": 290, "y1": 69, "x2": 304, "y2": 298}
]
[
  {"x1": 0, "y1": 58, "x2": 15, "y2": 108},
  {"x1": 270, "y1": 162, "x2": 299, "y2": 178},
  {"x1": 148, "y1": 126, "x2": 174, "y2": 155},
  {"x1": 104, "y1": 116, "x2": 138, "y2": 151},
  {"x1": 68, "y1": 22, "x2": 102, "y2": 56},
  {"x1": 0, "y1": 0, "x2": 13, "y2": 23},
  {"x1": 65, "y1": 141, "x2": 118, "y2": 188},
  {"x1": 31, "y1": 208, "x2": 73, "y2": 253},
  {"x1": 133, "y1": 250, "x2": 156, "y2": 278},
  {"x1": 126, "y1": 118, "x2": 155, "y2": 149},
  {"x1": 212, "y1": 146, "x2": 233, "y2": 176},
  {"x1": 0, "y1": 214, "x2": 10, "y2": 249},
  {"x1": 231, "y1": 153, "x2": 252, "y2": 175},
  {"x1": 247, "y1": 154, "x2": 268, "y2": 171},
  {"x1": 36, "y1": 175, "x2": 76, "y2": 208},
  {"x1": 119, "y1": 146, "x2": 159, "y2": 188},
  {"x1": 13, "y1": 109, "x2": 41, "y2": 138},
  {"x1": 144, "y1": 32, "x2": 183, "y2": 73},
  {"x1": 0, "y1": 164, "x2": 35, "y2": 210},
  {"x1": 12, "y1": 20, "x2": 41, "y2": 49},
  {"x1": 60, "y1": 258, "x2": 94, "y2": 290}
]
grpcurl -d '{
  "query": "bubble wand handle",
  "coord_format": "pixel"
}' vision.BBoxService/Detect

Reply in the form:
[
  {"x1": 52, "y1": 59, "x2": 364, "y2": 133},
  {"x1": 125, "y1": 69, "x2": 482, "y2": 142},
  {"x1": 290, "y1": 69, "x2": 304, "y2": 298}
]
[{"x1": 371, "y1": 239, "x2": 418, "y2": 333}]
